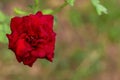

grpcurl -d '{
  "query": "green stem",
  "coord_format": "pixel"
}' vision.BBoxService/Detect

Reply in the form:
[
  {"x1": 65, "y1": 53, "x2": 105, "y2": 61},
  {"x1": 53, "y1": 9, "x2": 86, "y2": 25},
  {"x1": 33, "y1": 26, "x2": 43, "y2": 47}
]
[
  {"x1": 33, "y1": 0, "x2": 39, "y2": 13},
  {"x1": 52, "y1": 1, "x2": 68, "y2": 14}
]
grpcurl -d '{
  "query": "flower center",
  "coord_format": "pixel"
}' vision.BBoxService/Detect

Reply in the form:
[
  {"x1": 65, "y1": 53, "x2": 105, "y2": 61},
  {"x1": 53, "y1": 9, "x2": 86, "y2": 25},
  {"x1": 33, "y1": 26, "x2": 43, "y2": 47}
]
[{"x1": 26, "y1": 35, "x2": 39, "y2": 48}]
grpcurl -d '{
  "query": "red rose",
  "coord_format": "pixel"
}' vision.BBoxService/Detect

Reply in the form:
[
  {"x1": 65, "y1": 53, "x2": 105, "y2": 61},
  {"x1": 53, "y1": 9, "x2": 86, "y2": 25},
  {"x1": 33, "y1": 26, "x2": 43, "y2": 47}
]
[{"x1": 7, "y1": 11, "x2": 56, "y2": 67}]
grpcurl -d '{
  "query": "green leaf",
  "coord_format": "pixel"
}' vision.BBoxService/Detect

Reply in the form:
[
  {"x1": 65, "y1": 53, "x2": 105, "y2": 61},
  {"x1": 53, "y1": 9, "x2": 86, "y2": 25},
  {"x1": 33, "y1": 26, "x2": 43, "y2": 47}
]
[
  {"x1": 91, "y1": 0, "x2": 108, "y2": 15},
  {"x1": 66, "y1": 0, "x2": 75, "y2": 6},
  {"x1": 42, "y1": 9, "x2": 53, "y2": 14},
  {"x1": 0, "y1": 11, "x2": 6, "y2": 22},
  {"x1": 14, "y1": 8, "x2": 28, "y2": 15}
]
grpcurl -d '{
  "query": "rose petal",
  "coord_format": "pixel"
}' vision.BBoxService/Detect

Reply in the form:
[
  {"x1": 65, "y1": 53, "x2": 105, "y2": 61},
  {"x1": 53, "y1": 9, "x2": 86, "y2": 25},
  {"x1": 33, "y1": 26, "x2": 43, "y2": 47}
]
[
  {"x1": 10, "y1": 17, "x2": 22, "y2": 32},
  {"x1": 23, "y1": 56, "x2": 37, "y2": 67},
  {"x1": 31, "y1": 48, "x2": 46, "y2": 58},
  {"x1": 6, "y1": 32, "x2": 19, "y2": 51},
  {"x1": 46, "y1": 53, "x2": 54, "y2": 62},
  {"x1": 40, "y1": 15, "x2": 54, "y2": 28},
  {"x1": 15, "y1": 55, "x2": 22, "y2": 62},
  {"x1": 36, "y1": 11, "x2": 43, "y2": 17},
  {"x1": 24, "y1": 14, "x2": 42, "y2": 36},
  {"x1": 15, "y1": 38, "x2": 32, "y2": 56}
]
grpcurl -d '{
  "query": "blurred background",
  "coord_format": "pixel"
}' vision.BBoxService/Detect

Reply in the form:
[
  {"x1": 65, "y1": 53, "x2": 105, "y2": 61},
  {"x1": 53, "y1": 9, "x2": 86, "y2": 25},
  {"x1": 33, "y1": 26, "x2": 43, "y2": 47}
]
[{"x1": 0, "y1": 0, "x2": 120, "y2": 80}]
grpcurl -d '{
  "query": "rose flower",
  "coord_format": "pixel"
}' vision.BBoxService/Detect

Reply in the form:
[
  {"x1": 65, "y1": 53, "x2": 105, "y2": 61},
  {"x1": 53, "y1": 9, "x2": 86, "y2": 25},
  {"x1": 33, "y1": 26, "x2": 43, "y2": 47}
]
[{"x1": 7, "y1": 11, "x2": 56, "y2": 67}]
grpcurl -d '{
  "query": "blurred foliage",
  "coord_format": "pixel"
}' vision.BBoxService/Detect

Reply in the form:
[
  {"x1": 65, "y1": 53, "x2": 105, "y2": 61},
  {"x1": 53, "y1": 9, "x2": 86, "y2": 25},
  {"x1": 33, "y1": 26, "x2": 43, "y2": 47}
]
[
  {"x1": 0, "y1": 11, "x2": 10, "y2": 43},
  {"x1": 91, "y1": 0, "x2": 107, "y2": 15},
  {"x1": 42, "y1": 9, "x2": 53, "y2": 14},
  {"x1": 14, "y1": 8, "x2": 28, "y2": 15},
  {"x1": 0, "y1": 0, "x2": 120, "y2": 80},
  {"x1": 66, "y1": 0, "x2": 75, "y2": 6},
  {"x1": 69, "y1": 8, "x2": 82, "y2": 27}
]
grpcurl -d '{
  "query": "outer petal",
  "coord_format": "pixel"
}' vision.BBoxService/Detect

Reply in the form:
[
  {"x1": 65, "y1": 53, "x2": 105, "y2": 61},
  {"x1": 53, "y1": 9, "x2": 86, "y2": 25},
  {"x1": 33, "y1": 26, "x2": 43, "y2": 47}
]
[
  {"x1": 15, "y1": 55, "x2": 22, "y2": 63},
  {"x1": 15, "y1": 39, "x2": 32, "y2": 62},
  {"x1": 31, "y1": 48, "x2": 46, "y2": 58},
  {"x1": 28, "y1": 14, "x2": 42, "y2": 34},
  {"x1": 22, "y1": 16, "x2": 32, "y2": 33},
  {"x1": 46, "y1": 53, "x2": 54, "y2": 62},
  {"x1": 39, "y1": 15, "x2": 54, "y2": 28},
  {"x1": 23, "y1": 56, "x2": 37, "y2": 67},
  {"x1": 10, "y1": 17, "x2": 22, "y2": 32},
  {"x1": 47, "y1": 32, "x2": 56, "y2": 61},
  {"x1": 36, "y1": 11, "x2": 43, "y2": 17},
  {"x1": 6, "y1": 32, "x2": 19, "y2": 51},
  {"x1": 15, "y1": 38, "x2": 32, "y2": 57},
  {"x1": 45, "y1": 43, "x2": 55, "y2": 62}
]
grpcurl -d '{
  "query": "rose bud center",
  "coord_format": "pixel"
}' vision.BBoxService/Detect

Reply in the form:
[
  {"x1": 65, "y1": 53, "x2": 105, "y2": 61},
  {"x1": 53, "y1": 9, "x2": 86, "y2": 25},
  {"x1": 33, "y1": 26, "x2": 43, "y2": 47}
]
[{"x1": 26, "y1": 35, "x2": 40, "y2": 48}]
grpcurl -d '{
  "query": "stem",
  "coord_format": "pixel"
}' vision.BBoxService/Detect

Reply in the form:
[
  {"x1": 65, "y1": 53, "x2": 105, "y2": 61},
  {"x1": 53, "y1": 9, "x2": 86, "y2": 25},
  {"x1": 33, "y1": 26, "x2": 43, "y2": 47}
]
[
  {"x1": 52, "y1": 1, "x2": 68, "y2": 14},
  {"x1": 33, "y1": 0, "x2": 39, "y2": 13}
]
